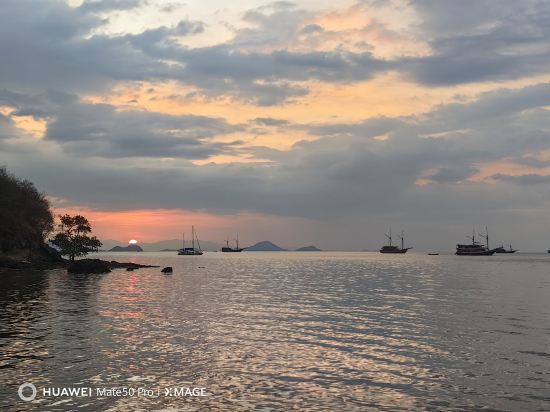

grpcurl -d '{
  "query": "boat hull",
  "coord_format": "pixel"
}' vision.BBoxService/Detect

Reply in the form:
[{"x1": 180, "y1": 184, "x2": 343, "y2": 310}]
[
  {"x1": 221, "y1": 247, "x2": 243, "y2": 252},
  {"x1": 379, "y1": 248, "x2": 411, "y2": 254},
  {"x1": 177, "y1": 249, "x2": 203, "y2": 255},
  {"x1": 456, "y1": 250, "x2": 495, "y2": 256}
]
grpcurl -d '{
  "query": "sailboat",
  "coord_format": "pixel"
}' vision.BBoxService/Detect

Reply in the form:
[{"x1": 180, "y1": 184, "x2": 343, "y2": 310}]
[
  {"x1": 177, "y1": 226, "x2": 203, "y2": 255},
  {"x1": 379, "y1": 229, "x2": 412, "y2": 253},
  {"x1": 456, "y1": 227, "x2": 495, "y2": 256},
  {"x1": 221, "y1": 234, "x2": 244, "y2": 252},
  {"x1": 494, "y1": 244, "x2": 517, "y2": 253}
]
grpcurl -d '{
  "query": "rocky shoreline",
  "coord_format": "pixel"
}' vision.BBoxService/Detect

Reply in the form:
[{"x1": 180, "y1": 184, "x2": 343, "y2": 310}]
[
  {"x1": 67, "y1": 259, "x2": 159, "y2": 274},
  {"x1": 1, "y1": 245, "x2": 159, "y2": 274}
]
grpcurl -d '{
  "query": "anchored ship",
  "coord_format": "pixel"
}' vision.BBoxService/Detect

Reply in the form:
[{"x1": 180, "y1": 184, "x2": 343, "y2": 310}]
[
  {"x1": 222, "y1": 234, "x2": 244, "y2": 252},
  {"x1": 456, "y1": 227, "x2": 495, "y2": 256},
  {"x1": 177, "y1": 226, "x2": 203, "y2": 255},
  {"x1": 380, "y1": 229, "x2": 412, "y2": 254},
  {"x1": 494, "y1": 244, "x2": 517, "y2": 254}
]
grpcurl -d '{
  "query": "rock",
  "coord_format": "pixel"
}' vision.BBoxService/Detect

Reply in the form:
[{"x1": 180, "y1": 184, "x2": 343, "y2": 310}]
[
  {"x1": 68, "y1": 259, "x2": 111, "y2": 274},
  {"x1": 161, "y1": 266, "x2": 173, "y2": 273},
  {"x1": 109, "y1": 244, "x2": 144, "y2": 252},
  {"x1": 109, "y1": 261, "x2": 159, "y2": 269},
  {"x1": 126, "y1": 267, "x2": 135, "y2": 271}
]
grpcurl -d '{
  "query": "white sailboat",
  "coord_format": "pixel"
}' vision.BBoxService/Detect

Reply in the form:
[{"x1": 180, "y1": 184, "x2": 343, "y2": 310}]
[{"x1": 177, "y1": 226, "x2": 203, "y2": 255}]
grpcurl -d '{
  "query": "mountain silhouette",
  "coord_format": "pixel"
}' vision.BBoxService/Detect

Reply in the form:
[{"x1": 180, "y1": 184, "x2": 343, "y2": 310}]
[
  {"x1": 109, "y1": 244, "x2": 143, "y2": 252},
  {"x1": 296, "y1": 245, "x2": 321, "y2": 251},
  {"x1": 245, "y1": 241, "x2": 286, "y2": 251}
]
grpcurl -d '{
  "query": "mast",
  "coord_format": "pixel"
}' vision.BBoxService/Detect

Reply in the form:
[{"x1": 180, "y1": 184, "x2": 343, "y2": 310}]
[
  {"x1": 235, "y1": 233, "x2": 239, "y2": 249},
  {"x1": 468, "y1": 227, "x2": 476, "y2": 246},
  {"x1": 192, "y1": 226, "x2": 195, "y2": 251},
  {"x1": 478, "y1": 226, "x2": 489, "y2": 249},
  {"x1": 385, "y1": 227, "x2": 393, "y2": 246},
  {"x1": 182, "y1": 232, "x2": 185, "y2": 249},
  {"x1": 398, "y1": 230, "x2": 404, "y2": 250},
  {"x1": 195, "y1": 228, "x2": 202, "y2": 252},
  {"x1": 225, "y1": 238, "x2": 230, "y2": 248}
]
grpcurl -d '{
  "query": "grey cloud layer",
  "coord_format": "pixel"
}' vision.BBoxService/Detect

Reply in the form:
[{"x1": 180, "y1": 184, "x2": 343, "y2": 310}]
[
  {"x1": 2, "y1": 0, "x2": 549, "y2": 105},
  {"x1": 3, "y1": 82, "x2": 550, "y2": 218}
]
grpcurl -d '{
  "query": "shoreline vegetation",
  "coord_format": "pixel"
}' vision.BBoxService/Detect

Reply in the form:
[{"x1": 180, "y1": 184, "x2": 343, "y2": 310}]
[{"x1": 0, "y1": 166, "x2": 155, "y2": 274}]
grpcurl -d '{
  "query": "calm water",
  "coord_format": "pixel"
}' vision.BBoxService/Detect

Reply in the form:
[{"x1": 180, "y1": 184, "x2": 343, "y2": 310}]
[{"x1": 1, "y1": 252, "x2": 549, "y2": 411}]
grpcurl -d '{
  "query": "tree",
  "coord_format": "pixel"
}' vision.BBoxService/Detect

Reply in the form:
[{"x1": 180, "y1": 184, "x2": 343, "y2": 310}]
[
  {"x1": 0, "y1": 166, "x2": 53, "y2": 252},
  {"x1": 50, "y1": 215, "x2": 102, "y2": 261}
]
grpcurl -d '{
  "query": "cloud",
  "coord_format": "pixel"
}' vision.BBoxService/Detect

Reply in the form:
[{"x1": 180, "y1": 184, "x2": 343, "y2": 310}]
[
  {"x1": 1, "y1": 89, "x2": 243, "y2": 159},
  {"x1": 3, "y1": 82, "x2": 549, "y2": 219},
  {"x1": 0, "y1": 0, "x2": 391, "y2": 105},
  {"x1": 492, "y1": 173, "x2": 550, "y2": 185},
  {"x1": 252, "y1": 117, "x2": 290, "y2": 127},
  {"x1": 404, "y1": 0, "x2": 550, "y2": 85},
  {"x1": 78, "y1": 0, "x2": 144, "y2": 13}
]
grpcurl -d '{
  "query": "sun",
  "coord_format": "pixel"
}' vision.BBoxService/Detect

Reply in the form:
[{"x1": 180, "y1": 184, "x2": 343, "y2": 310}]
[{"x1": 129, "y1": 239, "x2": 138, "y2": 244}]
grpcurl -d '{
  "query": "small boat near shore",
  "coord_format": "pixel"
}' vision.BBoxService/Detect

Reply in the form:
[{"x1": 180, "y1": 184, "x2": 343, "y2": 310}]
[
  {"x1": 177, "y1": 226, "x2": 203, "y2": 255},
  {"x1": 380, "y1": 229, "x2": 412, "y2": 254}
]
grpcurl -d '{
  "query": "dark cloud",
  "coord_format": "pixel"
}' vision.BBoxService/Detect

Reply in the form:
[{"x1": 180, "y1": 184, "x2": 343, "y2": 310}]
[
  {"x1": 492, "y1": 173, "x2": 550, "y2": 185},
  {"x1": 0, "y1": 89, "x2": 243, "y2": 159},
  {"x1": 78, "y1": 0, "x2": 144, "y2": 13},
  {"x1": 44, "y1": 102, "x2": 243, "y2": 159},
  {"x1": 404, "y1": 0, "x2": 550, "y2": 85},
  {"x1": 427, "y1": 166, "x2": 479, "y2": 183},
  {"x1": 252, "y1": 118, "x2": 290, "y2": 126},
  {"x1": 300, "y1": 24, "x2": 324, "y2": 35}
]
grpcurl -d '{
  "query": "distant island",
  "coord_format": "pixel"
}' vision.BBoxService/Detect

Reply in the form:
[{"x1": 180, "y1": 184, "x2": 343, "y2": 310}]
[
  {"x1": 245, "y1": 241, "x2": 287, "y2": 251},
  {"x1": 296, "y1": 245, "x2": 321, "y2": 251},
  {"x1": 109, "y1": 244, "x2": 143, "y2": 252}
]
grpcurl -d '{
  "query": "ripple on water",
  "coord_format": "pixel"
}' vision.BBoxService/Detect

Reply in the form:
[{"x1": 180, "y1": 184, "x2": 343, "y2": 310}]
[{"x1": 0, "y1": 252, "x2": 549, "y2": 411}]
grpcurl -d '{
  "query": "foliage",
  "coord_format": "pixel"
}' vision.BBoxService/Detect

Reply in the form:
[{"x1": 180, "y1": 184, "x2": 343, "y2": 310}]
[
  {"x1": 50, "y1": 215, "x2": 102, "y2": 261},
  {"x1": 0, "y1": 166, "x2": 54, "y2": 252}
]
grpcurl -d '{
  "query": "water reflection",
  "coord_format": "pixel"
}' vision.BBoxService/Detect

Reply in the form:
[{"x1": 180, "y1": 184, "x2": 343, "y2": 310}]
[{"x1": 0, "y1": 252, "x2": 549, "y2": 411}]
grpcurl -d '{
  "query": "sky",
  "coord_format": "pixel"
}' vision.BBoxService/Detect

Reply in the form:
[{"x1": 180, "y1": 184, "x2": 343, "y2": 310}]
[{"x1": 1, "y1": 0, "x2": 550, "y2": 251}]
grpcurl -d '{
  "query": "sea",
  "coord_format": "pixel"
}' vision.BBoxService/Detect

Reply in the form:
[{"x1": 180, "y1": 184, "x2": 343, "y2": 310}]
[{"x1": 0, "y1": 251, "x2": 549, "y2": 411}]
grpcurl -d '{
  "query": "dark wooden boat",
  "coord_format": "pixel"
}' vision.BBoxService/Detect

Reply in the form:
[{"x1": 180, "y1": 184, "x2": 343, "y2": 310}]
[
  {"x1": 456, "y1": 227, "x2": 495, "y2": 256},
  {"x1": 380, "y1": 229, "x2": 412, "y2": 254}
]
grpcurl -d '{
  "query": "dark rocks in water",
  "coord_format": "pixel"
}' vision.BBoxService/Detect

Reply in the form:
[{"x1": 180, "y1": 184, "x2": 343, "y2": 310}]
[
  {"x1": 67, "y1": 259, "x2": 159, "y2": 274},
  {"x1": 68, "y1": 259, "x2": 111, "y2": 274},
  {"x1": 161, "y1": 266, "x2": 173, "y2": 273},
  {"x1": 245, "y1": 241, "x2": 287, "y2": 251},
  {"x1": 296, "y1": 245, "x2": 322, "y2": 251},
  {"x1": 109, "y1": 244, "x2": 144, "y2": 252},
  {"x1": 109, "y1": 260, "x2": 159, "y2": 269}
]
